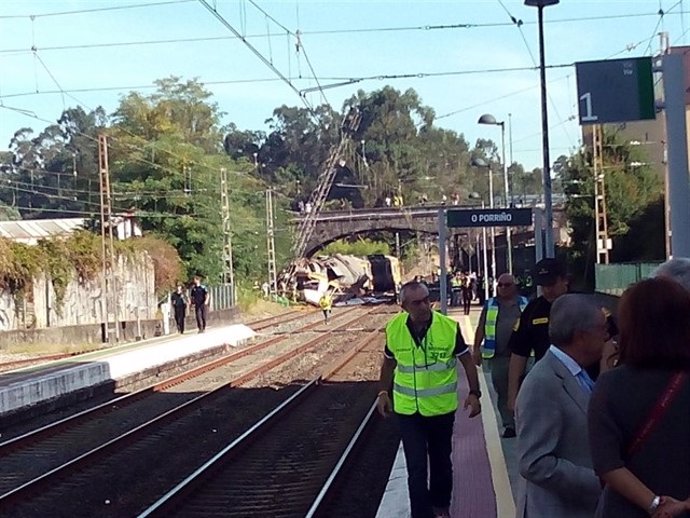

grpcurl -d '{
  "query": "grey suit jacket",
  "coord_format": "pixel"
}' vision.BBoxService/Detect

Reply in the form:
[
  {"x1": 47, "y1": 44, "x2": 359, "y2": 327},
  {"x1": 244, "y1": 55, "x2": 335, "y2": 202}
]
[{"x1": 515, "y1": 350, "x2": 601, "y2": 518}]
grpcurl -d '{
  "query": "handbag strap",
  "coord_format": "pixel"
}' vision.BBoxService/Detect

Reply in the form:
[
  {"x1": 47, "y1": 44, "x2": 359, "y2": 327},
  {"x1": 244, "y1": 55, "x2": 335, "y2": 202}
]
[{"x1": 627, "y1": 371, "x2": 688, "y2": 458}]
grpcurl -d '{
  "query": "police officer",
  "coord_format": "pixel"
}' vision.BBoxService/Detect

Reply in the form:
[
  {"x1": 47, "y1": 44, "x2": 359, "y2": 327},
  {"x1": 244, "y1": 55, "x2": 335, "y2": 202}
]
[
  {"x1": 377, "y1": 280, "x2": 481, "y2": 518},
  {"x1": 170, "y1": 285, "x2": 188, "y2": 334},
  {"x1": 190, "y1": 276, "x2": 209, "y2": 333},
  {"x1": 506, "y1": 258, "x2": 569, "y2": 412},
  {"x1": 472, "y1": 273, "x2": 528, "y2": 438}
]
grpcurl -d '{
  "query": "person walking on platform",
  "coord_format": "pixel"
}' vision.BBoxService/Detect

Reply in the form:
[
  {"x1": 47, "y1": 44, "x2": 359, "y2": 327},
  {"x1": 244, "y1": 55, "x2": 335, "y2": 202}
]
[
  {"x1": 190, "y1": 276, "x2": 209, "y2": 333},
  {"x1": 515, "y1": 294, "x2": 606, "y2": 518},
  {"x1": 319, "y1": 292, "x2": 332, "y2": 323},
  {"x1": 472, "y1": 273, "x2": 528, "y2": 438},
  {"x1": 170, "y1": 285, "x2": 188, "y2": 334},
  {"x1": 376, "y1": 280, "x2": 481, "y2": 518},
  {"x1": 506, "y1": 258, "x2": 569, "y2": 412},
  {"x1": 589, "y1": 276, "x2": 690, "y2": 518},
  {"x1": 461, "y1": 274, "x2": 473, "y2": 315}
]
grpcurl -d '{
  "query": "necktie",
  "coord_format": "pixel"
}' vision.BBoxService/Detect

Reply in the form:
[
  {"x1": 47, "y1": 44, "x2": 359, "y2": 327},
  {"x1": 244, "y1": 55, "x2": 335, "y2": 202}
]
[{"x1": 576, "y1": 370, "x2": 595, "y2": 394}]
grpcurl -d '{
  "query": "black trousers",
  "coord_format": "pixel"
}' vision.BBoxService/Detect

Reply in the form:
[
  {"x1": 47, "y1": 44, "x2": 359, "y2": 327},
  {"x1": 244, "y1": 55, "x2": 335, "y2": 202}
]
[
  {"x1": 398, "y1": 412, "x2": 455, "y2": 518},
  {"x1": 462, "y1": 295, "x2": 471, "y2": 315},
  {"x1": 174, "y1": 306, "x2": 186, "y2": 333},
  {"x1": 194, "y1": 304, "x2": 208, "y2": 331}
]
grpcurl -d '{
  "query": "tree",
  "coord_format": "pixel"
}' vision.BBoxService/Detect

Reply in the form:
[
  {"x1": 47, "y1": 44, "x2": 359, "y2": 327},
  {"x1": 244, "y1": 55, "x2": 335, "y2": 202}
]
[{"x1": 558, "y1": 131, "x2": 663, "y2": 283}]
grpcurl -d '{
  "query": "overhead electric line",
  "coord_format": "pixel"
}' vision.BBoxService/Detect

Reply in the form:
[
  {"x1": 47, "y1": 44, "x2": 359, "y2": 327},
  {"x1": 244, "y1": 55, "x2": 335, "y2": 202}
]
[{"x1": 0, "y1": 0, "x2": 195, "y2": 19}]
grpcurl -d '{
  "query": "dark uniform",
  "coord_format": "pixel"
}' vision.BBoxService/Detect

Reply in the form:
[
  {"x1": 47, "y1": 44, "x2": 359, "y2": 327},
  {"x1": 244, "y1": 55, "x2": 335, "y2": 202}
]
[
  {"x1": 190, "y1": 284, "x2": 209, "y2": 333},
  {"x1": 508, "y1": 293, "x2": 618, "y2": 379},
  {"x1": 507, "y1": 296, "x2": 552, "y2": 361},
  {"x1": 170, "y1": 291, "x2": 187, "y2": 334}
]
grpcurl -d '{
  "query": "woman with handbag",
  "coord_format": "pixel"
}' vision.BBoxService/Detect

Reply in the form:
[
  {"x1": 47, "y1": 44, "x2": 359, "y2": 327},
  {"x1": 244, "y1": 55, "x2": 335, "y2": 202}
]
[{"x1": 588, "y1": 277, "x2": 690, "y2": 518}]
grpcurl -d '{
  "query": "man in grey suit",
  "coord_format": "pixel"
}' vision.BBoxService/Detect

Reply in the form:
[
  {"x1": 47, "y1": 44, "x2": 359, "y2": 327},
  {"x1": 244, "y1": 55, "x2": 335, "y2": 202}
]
[{"x1": 515, "y1": 294, "x2": 608, "y2": 518}]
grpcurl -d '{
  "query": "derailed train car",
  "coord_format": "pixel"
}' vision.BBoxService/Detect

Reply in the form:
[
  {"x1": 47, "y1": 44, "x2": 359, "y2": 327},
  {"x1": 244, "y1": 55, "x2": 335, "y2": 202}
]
[{"x1": 284, "y1": 253, "x2": 402, "y2": 306}]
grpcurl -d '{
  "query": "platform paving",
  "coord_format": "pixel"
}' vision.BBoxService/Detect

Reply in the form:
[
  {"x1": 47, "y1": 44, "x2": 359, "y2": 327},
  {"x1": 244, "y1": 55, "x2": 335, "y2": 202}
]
[{"x1": 0, "y1": 323, "x2": 256, "y2": 417}]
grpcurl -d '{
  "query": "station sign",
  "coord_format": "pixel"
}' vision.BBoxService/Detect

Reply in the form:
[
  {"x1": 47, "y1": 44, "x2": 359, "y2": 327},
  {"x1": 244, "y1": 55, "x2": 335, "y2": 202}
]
[
  {"x1": 446, "y1": 208, "x2": 532, "y2": 228},
  {"x1": 575, "y1": 57, "x2": 655, "y2": 125}
]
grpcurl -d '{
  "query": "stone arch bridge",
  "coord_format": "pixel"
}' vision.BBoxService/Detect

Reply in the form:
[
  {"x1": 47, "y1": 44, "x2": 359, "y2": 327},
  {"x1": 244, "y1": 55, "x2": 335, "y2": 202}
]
[{"x1": 292, "y1": 204, "x2": 569, "y2": 259}]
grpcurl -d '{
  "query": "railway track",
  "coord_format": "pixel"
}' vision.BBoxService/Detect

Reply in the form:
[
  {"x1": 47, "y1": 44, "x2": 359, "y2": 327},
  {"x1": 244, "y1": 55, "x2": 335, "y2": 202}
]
[
  {"x1": 137, "y1": 328, "x2": 387, "y2": 518},
  {"x1": 0, "y1": 306, "x2": 392, "y2": 517}
]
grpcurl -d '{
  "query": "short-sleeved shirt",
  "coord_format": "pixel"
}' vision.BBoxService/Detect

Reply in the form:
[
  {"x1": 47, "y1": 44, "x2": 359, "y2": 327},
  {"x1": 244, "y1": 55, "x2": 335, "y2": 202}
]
[
  {"x1": 384, "y1": 315, "x2": 469, "y2": 359},
  {"x1": 507, "y1": 296, "x2": 552, "y2": 360},
  {"x1": 190, "y1": 284, "x2": 208, "y2": 306}
]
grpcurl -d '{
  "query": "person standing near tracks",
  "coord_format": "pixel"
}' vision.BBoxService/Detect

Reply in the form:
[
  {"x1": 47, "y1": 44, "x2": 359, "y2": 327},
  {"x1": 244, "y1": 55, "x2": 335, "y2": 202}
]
[
  {"x1": 319, "y1": 291, "x2": 332, "y2": 323},
  {"x1": 376, "y1": 280, "x2": 481, "y2": 518},
  {"x1": 170, "y1": 285, "x2": 188, "y2": 334},
  {"x1": 506, "y1": 258, "x2": 569, "y2": 412},
  {"x1": 472, "y1": 273, "x2": 528, "y2": 438},
  {"x1": 190, "y1": 276, "x2": 210, "y2": 333}
]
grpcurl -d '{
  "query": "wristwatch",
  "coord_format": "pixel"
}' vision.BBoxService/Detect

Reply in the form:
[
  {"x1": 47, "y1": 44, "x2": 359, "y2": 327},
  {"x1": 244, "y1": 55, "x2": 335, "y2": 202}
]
[
  {"x1": 647, "y1": 495, "x2": 661, "y2": 515},
  {"x1": 469, "y1": 389, "x2": 482, "y2": 398}
]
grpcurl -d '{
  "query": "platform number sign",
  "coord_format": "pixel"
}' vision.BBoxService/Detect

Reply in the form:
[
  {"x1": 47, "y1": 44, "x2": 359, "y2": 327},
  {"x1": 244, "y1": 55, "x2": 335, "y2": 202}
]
[{"x1": 575, "y1": 57, "x2": 655, "y2": 125}]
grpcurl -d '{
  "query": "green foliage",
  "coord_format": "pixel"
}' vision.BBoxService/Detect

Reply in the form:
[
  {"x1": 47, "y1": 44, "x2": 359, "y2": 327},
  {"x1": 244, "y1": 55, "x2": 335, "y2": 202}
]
[
  {"x1": 558, "y1": 130, "x2": 663, "y2": 282},
  {"x1": 322, "y1": 238, "x2": 390, "y2": 257}
]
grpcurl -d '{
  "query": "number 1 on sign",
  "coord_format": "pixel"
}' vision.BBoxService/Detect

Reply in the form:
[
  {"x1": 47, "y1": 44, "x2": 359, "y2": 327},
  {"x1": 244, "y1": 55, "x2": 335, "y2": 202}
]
[{"x1": 580, "y1": 92, "x2": 598, "y2": 122}]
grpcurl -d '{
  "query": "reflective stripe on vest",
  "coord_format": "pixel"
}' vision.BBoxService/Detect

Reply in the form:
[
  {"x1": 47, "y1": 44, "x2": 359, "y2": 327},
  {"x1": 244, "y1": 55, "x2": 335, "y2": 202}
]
[
  {"x1": 385, "y1": 311, "x2": 459, "y2": 416},
  {"x1": 393, "y1": 382, "x2": 458, "y2": 397},
  {"x1": 482, "y1": 296, "x2": 528, "y2": 359}
]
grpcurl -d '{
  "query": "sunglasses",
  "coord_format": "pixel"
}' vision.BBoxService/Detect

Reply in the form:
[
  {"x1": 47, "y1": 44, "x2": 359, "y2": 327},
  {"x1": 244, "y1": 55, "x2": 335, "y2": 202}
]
[{"x1": 497, "y1": 283, "x2": 514, "y2": 287}]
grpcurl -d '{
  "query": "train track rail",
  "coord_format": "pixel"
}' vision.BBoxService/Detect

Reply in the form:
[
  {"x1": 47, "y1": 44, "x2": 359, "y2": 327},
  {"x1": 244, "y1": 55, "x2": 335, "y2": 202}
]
[
  {"x1": 0, "y1": 306, "x2": 390, "y2": 517},
  {"x1": 137, "y1": 329, "x2": 386, "y2": 518}
]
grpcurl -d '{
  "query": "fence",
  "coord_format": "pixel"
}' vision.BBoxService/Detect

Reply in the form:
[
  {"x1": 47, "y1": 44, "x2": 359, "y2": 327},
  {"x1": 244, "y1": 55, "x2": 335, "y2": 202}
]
[
  {"x1": 209, "y1": 283, "x2": 235, "y2": 311},
  {"x1": 595, "y1": 263, "x2": 661, "y2": 295}
]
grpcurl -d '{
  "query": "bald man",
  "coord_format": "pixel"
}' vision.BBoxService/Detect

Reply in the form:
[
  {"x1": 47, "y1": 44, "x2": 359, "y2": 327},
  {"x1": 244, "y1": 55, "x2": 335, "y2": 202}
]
[{"x1": 473, "y1": 273, "x2": 528, "y2": 438}]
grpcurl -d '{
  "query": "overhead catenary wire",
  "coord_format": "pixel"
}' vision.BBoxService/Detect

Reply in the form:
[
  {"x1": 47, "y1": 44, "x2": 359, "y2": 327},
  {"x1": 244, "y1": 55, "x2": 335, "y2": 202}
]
[{"x1": 0, "y1": 0, "x2": 195, "y2": 19}]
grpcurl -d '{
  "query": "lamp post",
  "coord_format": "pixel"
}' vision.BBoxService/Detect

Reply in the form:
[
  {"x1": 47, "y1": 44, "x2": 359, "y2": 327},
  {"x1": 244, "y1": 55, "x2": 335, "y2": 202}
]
[
  {"x1": 471, "y1": 158, "x2": 496, "y2": 296},
  {"x1": 525, "y1": 0, "x2": 559, "y2": 258},
  {"x1": 478, "y1": 113, "x2": 513, "y2": 273}
]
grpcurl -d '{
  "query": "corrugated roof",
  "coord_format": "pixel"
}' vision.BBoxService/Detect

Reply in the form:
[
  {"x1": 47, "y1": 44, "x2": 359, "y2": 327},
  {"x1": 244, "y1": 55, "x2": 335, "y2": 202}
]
[{"x1": 0, "y1": 218, "x2": 86, "y2": 244}]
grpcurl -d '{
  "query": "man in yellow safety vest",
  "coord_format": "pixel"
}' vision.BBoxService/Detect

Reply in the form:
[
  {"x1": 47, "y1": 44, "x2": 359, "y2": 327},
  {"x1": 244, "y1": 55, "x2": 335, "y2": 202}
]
[{"x1": 377, "y1": 280, "x2": 481, "y2": 518}]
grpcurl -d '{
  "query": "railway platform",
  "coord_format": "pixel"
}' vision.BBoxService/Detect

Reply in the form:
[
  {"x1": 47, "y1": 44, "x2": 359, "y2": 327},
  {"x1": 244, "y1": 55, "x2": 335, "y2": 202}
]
[
  {"x1": 0, "y1": 321, "x2": 257, "y2": 420},
  {"x1": 376, "y1": 307, "x2": 517, "y2": 518}
]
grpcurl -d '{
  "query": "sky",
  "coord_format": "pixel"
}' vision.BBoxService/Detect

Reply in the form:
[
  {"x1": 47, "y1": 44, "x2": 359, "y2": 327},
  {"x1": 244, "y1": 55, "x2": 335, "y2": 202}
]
[{"x1": 0, "y1": 0, "x2": 688, "y2": 171}]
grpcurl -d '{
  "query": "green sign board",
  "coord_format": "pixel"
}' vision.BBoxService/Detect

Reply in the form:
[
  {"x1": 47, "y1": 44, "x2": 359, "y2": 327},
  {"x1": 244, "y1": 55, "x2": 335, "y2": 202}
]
[{"x1": 575, "y1": 57, "x2": 655, "y2": 125}]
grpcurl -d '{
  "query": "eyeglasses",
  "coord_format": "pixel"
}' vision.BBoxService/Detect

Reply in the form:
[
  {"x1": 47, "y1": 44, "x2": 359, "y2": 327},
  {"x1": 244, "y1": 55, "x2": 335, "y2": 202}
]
[{"x1": 497, "y1": 283, "x2": 514, "y2": 287}]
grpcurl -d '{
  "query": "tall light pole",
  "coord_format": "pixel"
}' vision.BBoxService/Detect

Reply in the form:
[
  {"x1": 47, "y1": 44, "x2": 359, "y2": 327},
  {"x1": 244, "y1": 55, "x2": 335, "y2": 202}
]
[
  {"x1": 478, "y1": 113, "x2": 513, "y2": 273},
  {"x1": 471, "y1": 158, "x2": 496, "y2": 295},
  {"x1": 525, "y1": 0, "x2": 559, "y2": 258}
]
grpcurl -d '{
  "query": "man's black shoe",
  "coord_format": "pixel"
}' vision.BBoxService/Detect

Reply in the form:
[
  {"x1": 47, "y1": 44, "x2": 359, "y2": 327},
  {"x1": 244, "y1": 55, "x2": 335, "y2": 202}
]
[{"x1": 502, "y1": 427, "x2": 516, "y2": 438}]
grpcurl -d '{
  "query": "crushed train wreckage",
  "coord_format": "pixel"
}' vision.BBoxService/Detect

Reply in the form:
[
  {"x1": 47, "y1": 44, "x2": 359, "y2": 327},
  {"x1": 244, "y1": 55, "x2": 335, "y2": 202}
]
[{"x1": 280, "y1": 254, "x2": 402, "y2": 306}]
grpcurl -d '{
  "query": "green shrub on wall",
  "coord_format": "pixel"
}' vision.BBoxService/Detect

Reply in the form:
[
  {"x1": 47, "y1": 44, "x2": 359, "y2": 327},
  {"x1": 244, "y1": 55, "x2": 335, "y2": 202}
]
[{"x1": 0, "y1": 231, "x2": 182, "y2": 305}]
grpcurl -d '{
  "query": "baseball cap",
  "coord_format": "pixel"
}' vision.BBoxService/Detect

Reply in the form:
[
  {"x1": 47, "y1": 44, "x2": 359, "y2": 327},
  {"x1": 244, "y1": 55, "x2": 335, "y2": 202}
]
[{"x1": 534, "y1": 258, "x2": 567, "y2": 286}]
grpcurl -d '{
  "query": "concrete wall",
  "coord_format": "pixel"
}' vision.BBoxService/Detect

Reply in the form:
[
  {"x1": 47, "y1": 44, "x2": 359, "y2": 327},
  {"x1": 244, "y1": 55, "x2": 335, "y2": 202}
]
[
  {"x1": 0, "y1": 253, "x2": 156, "y2": 332},
  {"x1": 32, "y1": 254, "x2": 156, "y2": 329},
  {"x1": 0, "y1": 289, "x2": 16, "y2": 331},
  {"x1": 0, "y1": 307, "x2": 239, "y2": 350}
]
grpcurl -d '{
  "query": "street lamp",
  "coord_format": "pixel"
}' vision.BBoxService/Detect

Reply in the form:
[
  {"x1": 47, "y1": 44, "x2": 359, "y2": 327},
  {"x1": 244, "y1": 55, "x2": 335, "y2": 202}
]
[
  {"x1": 478, "y1": 113, "x2": 513, "y2": 273},
  {"x1": 525, "y1": 0, "x2": 559, "y2": 259},
  {"x1": 471, "y1": 157, "x2": 497, "y2": 296}
]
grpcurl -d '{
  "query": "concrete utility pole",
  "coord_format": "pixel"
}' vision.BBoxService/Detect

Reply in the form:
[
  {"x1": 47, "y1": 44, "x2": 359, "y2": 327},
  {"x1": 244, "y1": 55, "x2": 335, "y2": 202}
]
[
  {"x1": 266, "y1": 188, "x2": 278, "y2": 295},
  {"x1": 220, "y1": 168, "x2": 235, "y2": 304},
  {"x1": 98, "y1": 134, "x2": 119, "y2": 342}
]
